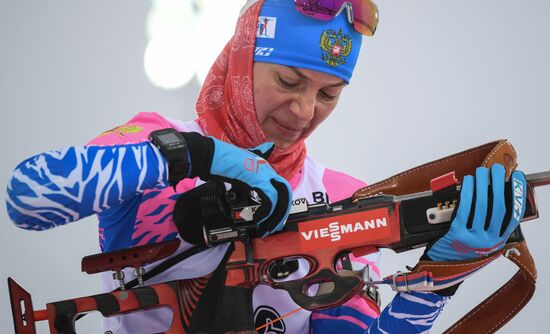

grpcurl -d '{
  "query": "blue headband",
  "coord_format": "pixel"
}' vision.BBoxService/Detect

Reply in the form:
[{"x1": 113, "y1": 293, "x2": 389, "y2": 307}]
[{"x1": 253, "y1": 0, "x2": 362, "y2": 83}]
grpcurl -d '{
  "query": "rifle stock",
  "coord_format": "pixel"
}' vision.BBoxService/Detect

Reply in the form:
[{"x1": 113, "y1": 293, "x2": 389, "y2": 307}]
[
  {"x1": 220, "y1": 172, "x2": 541, "y2": 310},
  {"x1": 7, "y1": 162, "x2": 548, "y2": 333}
]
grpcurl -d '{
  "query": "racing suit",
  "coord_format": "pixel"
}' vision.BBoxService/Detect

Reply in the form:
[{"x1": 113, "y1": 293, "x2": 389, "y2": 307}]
[{"x1": 6, "y1": 112, "x2": 448, "y2": 333}]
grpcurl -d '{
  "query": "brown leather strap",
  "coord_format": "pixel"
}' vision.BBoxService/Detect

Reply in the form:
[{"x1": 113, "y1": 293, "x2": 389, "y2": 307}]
[
  {"x1": 352, "y1": 140, "x2": 517, "y2": 200},
  {"x1": 444, "y1": 241, "x2": 537, "y2": 334},
  {"x1": 447, "y1": 141, "x2": 536, "y2": 334},
  {"x1": 413, "y1": 252, "x2": 503, "y2": 284},
  {"x1": 351, "y1": 139, "x2": 536, "y2": 333},
  {"x1": 406, "y1": 241, "x2": 537, "y2": 333}
]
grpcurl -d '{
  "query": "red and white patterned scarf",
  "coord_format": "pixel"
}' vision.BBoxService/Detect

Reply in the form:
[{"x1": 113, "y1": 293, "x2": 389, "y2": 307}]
[{"x1": 195, "y1": 0, "x2": 306, "y2": 181}]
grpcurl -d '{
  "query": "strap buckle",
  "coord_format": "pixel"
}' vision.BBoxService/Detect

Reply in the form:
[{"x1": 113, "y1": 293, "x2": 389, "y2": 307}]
[
  {"x1": 364, "y1": 285, "x2": 381, "y2": 307},
  {"x1": 391, "y1": 271, "x2": 411, "y2": 292},
  {"x1": 360, "y1": 265, "x2": 381, "y2": 306},
  {"x1": 504, "y1": 247, "x2": 521, "y2": 258}
]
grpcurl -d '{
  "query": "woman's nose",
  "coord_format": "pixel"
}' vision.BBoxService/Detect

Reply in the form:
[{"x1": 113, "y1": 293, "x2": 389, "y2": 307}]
[{"x1": 289, "y1": 93, "x2": 315, "y2": 121}]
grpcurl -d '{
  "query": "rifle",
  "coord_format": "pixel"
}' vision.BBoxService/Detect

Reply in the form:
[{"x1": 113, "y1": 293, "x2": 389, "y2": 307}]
[{"x1": 8, "y1": 140, "x2": 549, "y2": 333}]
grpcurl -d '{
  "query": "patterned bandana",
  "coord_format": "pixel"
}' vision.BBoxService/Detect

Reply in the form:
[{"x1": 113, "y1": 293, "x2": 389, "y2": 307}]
[
  {"x1": 254, "y1": 0, "x2": 362, "y2": 83},
  {"x1": 196, "y1": 0, "x2": 361, "y2": 180}
]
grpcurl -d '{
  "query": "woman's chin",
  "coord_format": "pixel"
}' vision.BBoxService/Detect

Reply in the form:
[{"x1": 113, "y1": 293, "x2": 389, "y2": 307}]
[
  {"x1": 264, "y1": 125, "x2": 306, "y2": 149},
  {"x1": 272, "y1": 137, "x2": 303, "y2": 150}
]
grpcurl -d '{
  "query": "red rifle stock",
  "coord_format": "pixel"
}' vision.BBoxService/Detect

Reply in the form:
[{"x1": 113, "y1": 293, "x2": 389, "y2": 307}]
[
  {"x1": 222, "y1": 171, "x2": 545, "y2": 311},
  {"x1": 8, "y1": 171, "x2": 547, "y2": 333},
  {"x1": 8, "y1": 137, "x2": 549, "y2": 334}
]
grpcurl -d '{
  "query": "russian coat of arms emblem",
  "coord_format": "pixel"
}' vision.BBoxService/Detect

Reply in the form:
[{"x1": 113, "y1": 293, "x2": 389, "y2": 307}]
[{"x1": 319, "y1": 28, "x2": 353, "y2": 67}]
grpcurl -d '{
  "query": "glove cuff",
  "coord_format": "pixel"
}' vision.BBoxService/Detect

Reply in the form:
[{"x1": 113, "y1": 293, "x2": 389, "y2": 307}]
[{"x1": 180, "y1": 132, "x2": 215, "y2": 180}]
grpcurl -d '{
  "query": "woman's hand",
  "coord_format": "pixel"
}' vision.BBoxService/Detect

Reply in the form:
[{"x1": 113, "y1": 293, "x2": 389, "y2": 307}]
[
  {"x1": 180, "y1": 132, "x2": 292, "y2": 237},
  {"x1": 427, "y1": 164, "x2": 527, "y2": 262}
]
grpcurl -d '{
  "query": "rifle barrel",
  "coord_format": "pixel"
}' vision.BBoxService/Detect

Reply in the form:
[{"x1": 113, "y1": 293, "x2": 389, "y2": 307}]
[{"x1": 526, "y1": 171, "x2": 550, "y2": 188}]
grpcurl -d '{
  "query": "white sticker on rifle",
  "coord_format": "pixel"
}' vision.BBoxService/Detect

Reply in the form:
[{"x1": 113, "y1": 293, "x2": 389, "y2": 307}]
[{"x1": 289, "y1": 198, "x2": 309, "y2": 214}]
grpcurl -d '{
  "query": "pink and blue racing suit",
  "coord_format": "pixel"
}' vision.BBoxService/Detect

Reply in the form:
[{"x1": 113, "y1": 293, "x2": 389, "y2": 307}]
[{"x1": 6, "y1": 112, "x2": 449, "y2": 333}]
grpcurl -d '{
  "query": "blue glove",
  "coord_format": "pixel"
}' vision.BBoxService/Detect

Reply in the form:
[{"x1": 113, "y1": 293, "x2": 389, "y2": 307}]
[
  {"x1": 427, "y1": 164, "x2": 527, "y2": 262},
  {"x1": 181, "y1": 132, "x2": 291, "y2": 237}
]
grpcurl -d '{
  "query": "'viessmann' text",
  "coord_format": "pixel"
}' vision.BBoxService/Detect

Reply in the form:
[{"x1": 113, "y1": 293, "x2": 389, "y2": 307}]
[{"x1": 300, "y1": 218, "x2": 388, "y2": 242}]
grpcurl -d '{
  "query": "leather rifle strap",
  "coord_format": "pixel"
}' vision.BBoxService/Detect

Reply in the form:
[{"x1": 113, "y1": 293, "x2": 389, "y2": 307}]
[
  {"x1": 409, "y1": 241, "x2": 537, "y2": 333},
  {"x1": 443, "y1": 240, "x2": 537, "y2": 334},
  {"x1": 352, "y1": 140, "x2": 538, "y2": 333},
  {"x1": 445, "y1": 140, "x2": 538, "y2": 333}
]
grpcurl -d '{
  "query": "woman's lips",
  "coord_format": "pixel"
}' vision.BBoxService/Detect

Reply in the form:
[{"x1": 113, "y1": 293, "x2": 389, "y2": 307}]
[{"x1": 272, "y1": 117, "x2": 304, "y2": 137}]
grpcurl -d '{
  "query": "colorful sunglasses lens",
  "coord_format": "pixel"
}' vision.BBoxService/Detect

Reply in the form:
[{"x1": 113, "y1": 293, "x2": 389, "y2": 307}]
[{"x1": 294, "y1": 0, "x2": 379, "y2": 36}]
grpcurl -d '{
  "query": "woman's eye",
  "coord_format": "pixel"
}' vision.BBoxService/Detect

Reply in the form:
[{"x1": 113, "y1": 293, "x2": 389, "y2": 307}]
[
  {"x1": 318, "y1": 90, "x2": 337, "y2": 101},
  {"x1": 277, "y1": 76, "x2": 299, "y2": 88}
]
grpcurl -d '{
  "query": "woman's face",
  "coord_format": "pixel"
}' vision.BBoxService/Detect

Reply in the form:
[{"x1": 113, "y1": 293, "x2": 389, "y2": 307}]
[{"x1": 253, "y1": 62, "x2": 347, "y2": 149}]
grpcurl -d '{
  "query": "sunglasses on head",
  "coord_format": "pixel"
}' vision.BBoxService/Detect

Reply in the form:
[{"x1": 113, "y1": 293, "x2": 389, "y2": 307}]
[{"x1": 294, "y1": 0, "x2": 379, "y2": 36}]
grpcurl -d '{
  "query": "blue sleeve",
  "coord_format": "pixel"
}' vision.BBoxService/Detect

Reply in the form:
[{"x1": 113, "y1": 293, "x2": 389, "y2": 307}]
[
  {"x1": 310, "y1": 295, "x2": 377, "y2": 333},
  {"x1": 367, "y1": 291, "x2": 448, "y2": 333},
  {"x1": 311, "y1": 291, "x2": 447, "y2": 333},
  {"x1": 6, "y1": 142, "x2": 168, "y2": 230}
]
